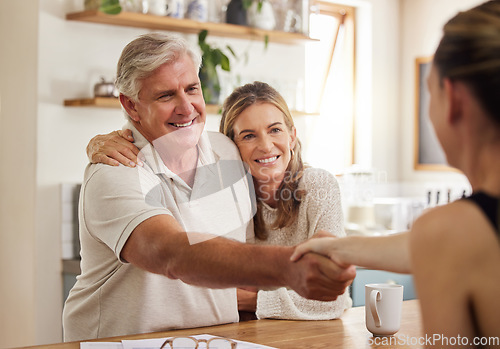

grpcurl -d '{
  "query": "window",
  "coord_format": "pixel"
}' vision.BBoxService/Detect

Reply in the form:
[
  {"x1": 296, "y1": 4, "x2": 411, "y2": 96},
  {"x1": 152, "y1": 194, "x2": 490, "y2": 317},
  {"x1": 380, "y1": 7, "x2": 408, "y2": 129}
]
[{"x1": 303, "y1": 2, "x2": 355, "y2": 174}]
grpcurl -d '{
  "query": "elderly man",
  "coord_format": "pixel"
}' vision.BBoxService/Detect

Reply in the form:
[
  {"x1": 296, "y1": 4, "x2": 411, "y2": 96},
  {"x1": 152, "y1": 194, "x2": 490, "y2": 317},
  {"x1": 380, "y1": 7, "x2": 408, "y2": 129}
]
[{"x1": 62, "y1": 33, "x2": 355, "y2": 341}]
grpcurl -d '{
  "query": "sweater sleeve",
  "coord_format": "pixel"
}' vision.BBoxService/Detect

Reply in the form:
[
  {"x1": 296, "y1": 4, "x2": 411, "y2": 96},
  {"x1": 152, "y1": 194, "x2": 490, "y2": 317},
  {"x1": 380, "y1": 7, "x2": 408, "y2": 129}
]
[
  {"x1": 256, "y1": 287, "x2": 352, "y2": 320},
  {"x1": 255, "y1": 168, "x2": 352, "y2": 320}
]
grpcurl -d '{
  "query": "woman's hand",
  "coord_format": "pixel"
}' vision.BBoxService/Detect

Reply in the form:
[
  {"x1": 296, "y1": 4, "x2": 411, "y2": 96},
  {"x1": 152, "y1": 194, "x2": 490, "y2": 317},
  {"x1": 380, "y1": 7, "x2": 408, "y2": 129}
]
[
  {"x1": 237, "y1": 287, "x2": 258, "y2": 312},
  {"x1": 290, "y1": 237, "x2": 338, "y2": 263},
  {"x1": 87, "y1": 129, "x2": 141, "y2": 167},
  {"x1": 290, "y1": 233, "x2": 350, "y2": 269},
  {"x1": 292, "y1": 233, "x2": 411, "y2": 274}
]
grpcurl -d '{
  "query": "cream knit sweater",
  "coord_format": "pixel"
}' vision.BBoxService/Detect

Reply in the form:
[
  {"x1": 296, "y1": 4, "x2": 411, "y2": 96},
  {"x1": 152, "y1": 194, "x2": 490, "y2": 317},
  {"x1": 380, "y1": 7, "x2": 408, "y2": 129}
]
[{"x1": 253, "y1": 167, "x2": 352, "y2": 320}]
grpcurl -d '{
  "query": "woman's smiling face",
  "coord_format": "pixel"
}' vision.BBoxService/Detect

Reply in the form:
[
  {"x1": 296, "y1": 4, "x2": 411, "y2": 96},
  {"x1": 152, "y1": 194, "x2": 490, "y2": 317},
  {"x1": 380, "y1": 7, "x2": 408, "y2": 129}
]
[{"x1": 232, "y1": 102, "x2": 297, "y2": 189}]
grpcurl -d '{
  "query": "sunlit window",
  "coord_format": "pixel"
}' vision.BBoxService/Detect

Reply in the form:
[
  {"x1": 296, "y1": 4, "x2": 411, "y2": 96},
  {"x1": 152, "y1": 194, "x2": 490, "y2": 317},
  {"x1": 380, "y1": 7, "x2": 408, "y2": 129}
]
[{"x1": 303, "y1": 2, "x2": 355, "y2": 175}]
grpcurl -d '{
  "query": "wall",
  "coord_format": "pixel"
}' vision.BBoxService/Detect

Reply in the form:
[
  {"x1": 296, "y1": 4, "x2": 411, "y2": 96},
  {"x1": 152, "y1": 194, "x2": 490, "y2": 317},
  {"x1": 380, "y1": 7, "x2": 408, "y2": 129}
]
[
  {"x1": 364, "y1": 0, "x2": 401, "y2": 180},
  {"x1": 0, "y1": 1, "x2": 39, "y2": 347},
  {"x1": 398, "y1": 0, "x2": 484, "y2": 187}
]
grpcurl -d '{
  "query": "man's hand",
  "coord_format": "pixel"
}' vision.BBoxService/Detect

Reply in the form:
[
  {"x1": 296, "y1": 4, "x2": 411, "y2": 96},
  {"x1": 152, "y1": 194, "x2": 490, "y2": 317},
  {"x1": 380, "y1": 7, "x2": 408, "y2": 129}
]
[
  {"x1": 285, "y1": 252, "x2": 356, "y2": 301},
  {"x1": 237, "y1": 287, "x2": 258, "y2": 312},
  {"x1": 87, "y1": 129, "x2": 141, "y2": 167}
]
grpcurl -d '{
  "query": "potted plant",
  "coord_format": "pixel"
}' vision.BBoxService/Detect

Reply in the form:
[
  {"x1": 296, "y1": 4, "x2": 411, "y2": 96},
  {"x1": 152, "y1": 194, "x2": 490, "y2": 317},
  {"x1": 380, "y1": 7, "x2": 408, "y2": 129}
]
[{"x1": 198, "y1": 30, "x2": 237, "y2": 105}]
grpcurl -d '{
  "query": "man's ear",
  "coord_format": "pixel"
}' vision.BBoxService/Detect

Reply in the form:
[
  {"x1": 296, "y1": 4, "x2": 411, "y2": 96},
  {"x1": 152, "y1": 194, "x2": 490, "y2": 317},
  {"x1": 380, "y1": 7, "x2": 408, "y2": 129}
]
[
  {"x1": 443, "y1": 78, "x2": 463, "y2": 125},
  {"x1": 120, "y1": 94, "x2": 140, "y2": 122}
]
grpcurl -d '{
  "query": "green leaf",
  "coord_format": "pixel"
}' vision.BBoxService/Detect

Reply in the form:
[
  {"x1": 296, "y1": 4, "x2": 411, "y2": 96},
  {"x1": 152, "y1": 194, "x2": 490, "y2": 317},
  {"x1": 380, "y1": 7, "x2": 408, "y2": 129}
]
[
  {"x1": 257, "y1": 1, "x2": 263, "y2": 12},
  {"x1": 99, "y1": 0, "x2": 121, "y2": 14},
  {"x1": 199, "y1": 42, "x2": 210, "y2": 55},
  {"x1": 242, "y1": 0, "x2": 253, "y2": 10},
  {"x1": 199, "y1": 30, "x2": 208, "y2": 45},
  {"x1": 220, "y1": 53, "x2": 230, "y2": 71},
  {"x1": 264, "y1": 35, "x2": 269, "y2": 50},
  {"x1": 226, "y1": 45, "x2": 237, "y2": 59},
  {"x1": 212, "y1": 49, "x2": 223, "y2": 65}
]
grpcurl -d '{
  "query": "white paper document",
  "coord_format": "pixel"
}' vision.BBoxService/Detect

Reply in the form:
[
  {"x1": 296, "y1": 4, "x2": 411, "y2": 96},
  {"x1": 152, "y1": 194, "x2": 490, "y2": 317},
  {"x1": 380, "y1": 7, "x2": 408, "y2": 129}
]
[
  {"x1": 81, "y1": 334, "x2": 277, "y2": 349},
  {"x1": 80, "y1": 342, "x2": 123, "y2": 349}
]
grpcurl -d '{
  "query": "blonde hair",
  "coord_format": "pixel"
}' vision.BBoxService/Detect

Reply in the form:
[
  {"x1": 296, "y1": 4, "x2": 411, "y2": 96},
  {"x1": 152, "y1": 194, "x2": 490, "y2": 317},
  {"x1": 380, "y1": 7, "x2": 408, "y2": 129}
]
[
  {"x1": 220, "y1": 81, "x2": 307, "y2": 240},
  {"x1": 434, "y1": 0, "x2": 500, "y2": 124}
]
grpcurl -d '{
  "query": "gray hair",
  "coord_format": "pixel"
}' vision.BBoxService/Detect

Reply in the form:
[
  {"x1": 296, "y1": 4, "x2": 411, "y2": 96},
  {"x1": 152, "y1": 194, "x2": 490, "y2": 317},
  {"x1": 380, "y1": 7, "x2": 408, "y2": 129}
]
[{"x1": 115, "y1": 33, "x2": 202, "y2": 103}]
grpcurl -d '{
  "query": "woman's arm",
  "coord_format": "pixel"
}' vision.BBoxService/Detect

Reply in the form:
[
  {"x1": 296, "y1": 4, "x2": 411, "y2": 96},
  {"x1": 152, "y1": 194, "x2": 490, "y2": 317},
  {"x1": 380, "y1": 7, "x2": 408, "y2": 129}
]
[
  {"x1": 291, "y1": 169, "x2": 411, "y2": 274},
  {"x1": 87, "y1": 129, "x2": 141, "y2": 167},
  {"x1": 291, "y1": 232, "x2": 411, "y2": 274}
]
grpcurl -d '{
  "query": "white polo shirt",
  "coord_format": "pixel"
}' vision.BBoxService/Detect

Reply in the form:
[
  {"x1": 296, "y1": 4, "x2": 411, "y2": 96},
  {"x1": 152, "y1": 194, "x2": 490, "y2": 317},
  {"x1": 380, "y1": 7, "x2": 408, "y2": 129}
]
[{"x1": 63, "y1": 123, "x2": 255, "y2": 341}]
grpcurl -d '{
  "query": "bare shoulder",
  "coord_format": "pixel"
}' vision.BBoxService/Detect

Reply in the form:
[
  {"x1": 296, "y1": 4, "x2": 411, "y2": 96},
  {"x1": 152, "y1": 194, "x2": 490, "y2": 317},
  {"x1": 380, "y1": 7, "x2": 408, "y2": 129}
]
[
  {"x1": 410, "y1": 200, "x2": 500, "y2": 338},
  {"x1": 408, "y1": 200, "x2": 491, "y2": 287},
  {"x1": 410, "y1": 200, "x2": 497, "y2": 252},
  {"x1": 410, "y1": 198, "x2": 500, "y2": 295}
]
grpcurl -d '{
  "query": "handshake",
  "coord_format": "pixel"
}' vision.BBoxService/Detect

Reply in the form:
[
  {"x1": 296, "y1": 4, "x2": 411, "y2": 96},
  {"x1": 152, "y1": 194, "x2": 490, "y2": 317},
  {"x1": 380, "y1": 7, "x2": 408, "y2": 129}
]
[
  {"x1": 289, "y1": 230, "x2": 409, "y2": 300},
  {"x1": 285, "y1": 231, "x2": 357, "y2": 301}
]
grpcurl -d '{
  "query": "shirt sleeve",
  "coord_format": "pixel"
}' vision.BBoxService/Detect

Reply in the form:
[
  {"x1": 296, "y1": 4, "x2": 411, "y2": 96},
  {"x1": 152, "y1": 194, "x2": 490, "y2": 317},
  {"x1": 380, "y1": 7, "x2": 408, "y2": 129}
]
[{"x1": 81, "y1": 164, "x2": 171, "y2": 261}]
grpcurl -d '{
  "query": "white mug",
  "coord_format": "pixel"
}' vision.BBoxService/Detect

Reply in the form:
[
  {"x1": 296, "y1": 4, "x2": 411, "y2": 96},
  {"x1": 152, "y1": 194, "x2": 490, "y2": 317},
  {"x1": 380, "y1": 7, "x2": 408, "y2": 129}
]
[{"x1": 365, "y1": 283, "x2": 403, "y2": 336}]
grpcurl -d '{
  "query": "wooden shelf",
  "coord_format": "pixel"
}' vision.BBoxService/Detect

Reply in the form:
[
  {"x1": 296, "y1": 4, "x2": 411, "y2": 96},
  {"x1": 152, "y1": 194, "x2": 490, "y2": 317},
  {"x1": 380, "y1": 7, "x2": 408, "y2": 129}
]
[
  {"x1": 64, "y1": 97, "x2": 121, "y2": 108},
  {"x1": 64, "y1": 97, "x2": 222, "y2": 114},
  {"x1": 63, "y1": 97, "x2": 316, "y2": 116},
  {"x1": 66, "y1": 10, "x2": 315, "y2": 44}
]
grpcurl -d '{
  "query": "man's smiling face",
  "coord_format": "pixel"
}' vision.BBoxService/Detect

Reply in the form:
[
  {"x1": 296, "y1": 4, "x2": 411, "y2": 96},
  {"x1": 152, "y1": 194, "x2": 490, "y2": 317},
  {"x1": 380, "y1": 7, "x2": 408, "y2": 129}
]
[{"x1": 127, "y1": 53, "x2": 206, "y2": 149}]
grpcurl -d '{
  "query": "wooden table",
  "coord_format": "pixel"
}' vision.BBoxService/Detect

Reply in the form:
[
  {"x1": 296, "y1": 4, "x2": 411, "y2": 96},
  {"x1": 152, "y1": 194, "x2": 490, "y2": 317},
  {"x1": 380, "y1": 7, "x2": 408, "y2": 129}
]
[{"x1": 26, "y1": 300, "x2": 422, "y2": 349}]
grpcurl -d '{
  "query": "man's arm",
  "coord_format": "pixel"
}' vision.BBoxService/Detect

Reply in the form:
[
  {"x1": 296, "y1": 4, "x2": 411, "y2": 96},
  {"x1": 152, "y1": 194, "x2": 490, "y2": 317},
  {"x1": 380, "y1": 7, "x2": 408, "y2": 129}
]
[{"x1": 121, "y1": 214, "x2": 356, "y2": 301}]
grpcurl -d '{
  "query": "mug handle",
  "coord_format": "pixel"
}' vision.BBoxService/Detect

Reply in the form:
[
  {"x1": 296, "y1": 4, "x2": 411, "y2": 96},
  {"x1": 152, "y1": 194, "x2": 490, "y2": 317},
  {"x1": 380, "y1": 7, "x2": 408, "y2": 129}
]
[{"x1": 369, "y1": 290, "x2": 382, "y2": 327}]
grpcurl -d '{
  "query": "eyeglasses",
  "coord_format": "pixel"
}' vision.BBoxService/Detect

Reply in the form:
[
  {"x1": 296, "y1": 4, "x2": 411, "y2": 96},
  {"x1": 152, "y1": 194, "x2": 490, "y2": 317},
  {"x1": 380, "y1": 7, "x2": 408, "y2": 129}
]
[{"x1": 160, "y1": 336, "x2": 237, "y2": 349}]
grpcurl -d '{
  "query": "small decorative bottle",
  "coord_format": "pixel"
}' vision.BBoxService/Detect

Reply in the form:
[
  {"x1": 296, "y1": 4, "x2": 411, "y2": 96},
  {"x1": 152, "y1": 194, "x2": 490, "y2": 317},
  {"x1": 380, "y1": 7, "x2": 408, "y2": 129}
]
[
  {"x1": 186, "y1": 0, "x2": 208, "y2": 22},
  {"x1": 166, "y1": 0, "x2": 184, "y2": 18}
]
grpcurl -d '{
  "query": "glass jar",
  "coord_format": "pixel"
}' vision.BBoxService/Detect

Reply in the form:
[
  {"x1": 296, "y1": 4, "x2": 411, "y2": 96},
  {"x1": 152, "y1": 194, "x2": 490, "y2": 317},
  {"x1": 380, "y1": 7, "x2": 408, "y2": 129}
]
[
  {"x1": 186, "y1": 0, "x2": 208, "y2": 21},
  {"x1": 119, "y1": 0, "x2": 144, "y2": 12}
]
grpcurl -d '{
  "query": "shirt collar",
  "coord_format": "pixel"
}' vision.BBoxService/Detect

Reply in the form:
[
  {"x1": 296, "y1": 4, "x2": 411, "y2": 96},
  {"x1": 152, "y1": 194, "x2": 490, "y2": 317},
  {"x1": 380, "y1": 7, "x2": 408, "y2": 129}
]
[{"x1": 123, "y1": 122, "x2": 218, "y2": 178}]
